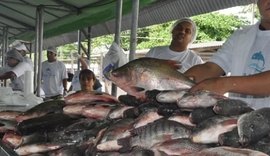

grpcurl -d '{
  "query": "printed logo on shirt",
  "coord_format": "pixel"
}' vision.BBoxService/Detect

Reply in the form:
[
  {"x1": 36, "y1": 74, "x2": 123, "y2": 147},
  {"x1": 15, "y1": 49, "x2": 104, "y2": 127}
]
[
  {"x1": 241, "y1": 51, "x2": 268, "y2": 99},
  {"x1": 44, "y1": 68, "x2": 56, "y2": 76},
  {"x1": 248, "y1": 51, "x2": 265, "y2": 73}
]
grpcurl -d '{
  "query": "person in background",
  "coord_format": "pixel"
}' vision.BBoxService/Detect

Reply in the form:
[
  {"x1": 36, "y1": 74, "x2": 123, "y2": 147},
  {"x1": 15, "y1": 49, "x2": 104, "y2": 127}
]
[
  {"x1": 13, "y1": 42, "x2": 34, "y2": 67},
  {"x1": 79, "y1": 69, "x2": 99, "y2": 93},
  {"x1": 0, "y1": 49, "x2": 33, "y2": 91},
  {"x1": 184, "y1": 0, "x2": 270, "y2": 109},
  {"x1": 68, "y1": 53, "x2": 102, "y2": 92},
  {"x1": 145, "y1": 17, "x2": 203, "y2": 73},
  {"x1": 41, "y1": 47, "x2": 68, "y2": 100}
]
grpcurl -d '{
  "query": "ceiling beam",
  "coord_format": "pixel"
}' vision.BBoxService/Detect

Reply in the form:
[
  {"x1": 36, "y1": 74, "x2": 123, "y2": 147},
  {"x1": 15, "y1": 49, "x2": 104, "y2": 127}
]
[
  {"x1": 51, "y1": 0, "x2": 80, "y2": 14},
  {"x1": 0, "y1": 13, "x2": 34, "y2": 30}
]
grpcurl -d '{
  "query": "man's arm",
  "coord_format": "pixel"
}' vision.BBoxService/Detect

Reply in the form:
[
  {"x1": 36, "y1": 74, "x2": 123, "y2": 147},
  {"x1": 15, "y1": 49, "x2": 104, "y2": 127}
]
[
  {"x1": 79, "y1": 58, "x2": 88, "y2": 70},
  {"x1": 63, "y1": 79, "x2": 67, "y2": 91},
  {"x1": 188, "y1": 70, "x2": 270, "y2": 96},
  {"x1": 62, "y1": 78, "x2": 68, "y2": 95},
  {"x1": 184, "y1": 62, "x2": 225, "y2": 83},
  {"x1": 224, "y1": 71, "x2": 270, "y2": 96},
  {"x1": 0, "y1": 71, "x2": 16, "y2": 80}
]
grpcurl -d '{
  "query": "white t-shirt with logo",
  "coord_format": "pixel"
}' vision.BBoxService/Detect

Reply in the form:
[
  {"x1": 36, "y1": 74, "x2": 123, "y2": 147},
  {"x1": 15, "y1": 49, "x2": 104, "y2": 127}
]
[
  {"x1": 41, "y1": 60, "x2": 68, "y2": 97},
  {"x1": 210, "y1": 24, "x2": 270, "y2": 109}
]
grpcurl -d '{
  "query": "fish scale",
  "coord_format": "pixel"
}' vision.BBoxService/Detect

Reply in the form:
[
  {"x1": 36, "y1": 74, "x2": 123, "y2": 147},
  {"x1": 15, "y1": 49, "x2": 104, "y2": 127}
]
[{"x1": 127, "y1": 119, "x2": 191, "y2": 149}]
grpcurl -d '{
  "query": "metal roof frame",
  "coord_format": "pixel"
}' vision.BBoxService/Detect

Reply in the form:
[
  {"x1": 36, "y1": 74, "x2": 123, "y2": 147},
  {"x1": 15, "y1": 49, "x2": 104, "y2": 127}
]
[{"x1": 0, "y1": 0, "x2": 256, "y2": 49}]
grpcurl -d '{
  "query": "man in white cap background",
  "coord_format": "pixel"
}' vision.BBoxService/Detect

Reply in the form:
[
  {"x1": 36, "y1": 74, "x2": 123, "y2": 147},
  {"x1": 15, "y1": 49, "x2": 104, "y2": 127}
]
[
  {"x1": 12, "y1": 41, "x2": 34, "y2": 67},
  {"x1": 145, "y1": 17, "x2": 204, "y2": 73},
  {"x1": 41, "y1": 47, "x2": 68, "y2": 100},
  {"x1": 0, "y1": 49, "x2": 33, "y2": 91}
]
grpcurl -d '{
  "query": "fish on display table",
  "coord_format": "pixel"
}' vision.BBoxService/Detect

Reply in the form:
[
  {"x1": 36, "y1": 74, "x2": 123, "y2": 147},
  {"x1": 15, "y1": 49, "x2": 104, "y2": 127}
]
[
  {"x1": 237, "y1": 108, "x2": 270, "y2": 146},
  {"x1": 177, "y1": 90, "x2": 227, "y2": 109},
  {"x1": 64, "y1": 91, "x2": 119, "y2": 105}
]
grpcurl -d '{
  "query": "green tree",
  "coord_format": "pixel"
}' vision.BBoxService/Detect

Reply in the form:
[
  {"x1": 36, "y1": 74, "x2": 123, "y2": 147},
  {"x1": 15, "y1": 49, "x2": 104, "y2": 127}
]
[{"x1": 192, "y1": 13, "x2": 248, "y2": 42}]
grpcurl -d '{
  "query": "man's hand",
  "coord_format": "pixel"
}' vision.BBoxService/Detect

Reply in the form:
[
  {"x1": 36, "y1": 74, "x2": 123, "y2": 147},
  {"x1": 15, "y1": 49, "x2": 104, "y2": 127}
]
[
  {"x1": 189, "y1": 77, "x2": 229, "y2": 95},
  {"x1": 63, "y1": 88, "x2": 68, "y2": 96}
]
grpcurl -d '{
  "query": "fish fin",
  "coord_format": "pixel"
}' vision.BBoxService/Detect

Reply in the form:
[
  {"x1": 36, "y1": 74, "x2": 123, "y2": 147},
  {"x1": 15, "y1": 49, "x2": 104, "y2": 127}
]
[
  {"x1": 133, "y1": 147, "x2": 155, "y2": 156},
  {"x1": 131, "y1": 86, "x2": 145, "y2": 92},
  {"x1": 117, "y1": 137, "x2": 132, "y2": 153},
  {"x1": 94, "y1": 92, "x2": 103, "y2": 95},
  {"x1": 165, "y1": 60, "x2": 182, "y2": 70},
  {"x1": 118, "y1": 95, "x2": 143, "y2": 106},
  {"x1": 123, "y1": 108, "x2": 140, "y2": 118},
  {"x1": 130, "y1": 126, "x2": 147, "y2": 136},
  {"x1": 221, "y1": 118, "x2": 238, "y2": 126}
]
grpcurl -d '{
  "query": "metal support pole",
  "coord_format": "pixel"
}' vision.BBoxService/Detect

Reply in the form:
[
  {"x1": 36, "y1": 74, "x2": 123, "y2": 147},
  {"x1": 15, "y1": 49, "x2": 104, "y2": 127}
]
[
  {"x1": 115, "y1": 0, "x2": 123, "y2": 45},
  {"x1": 35, "y1": 5, "x2": 44, "y2": 97},
  {"x1": 1, "y1": 27, "x2": 8, "y2": 86},
  {"x1": 87, "y1": 26, "x2": 91, "y2": 63},
  {"x1": 2, "y1": 27, "x2": 8, "y2": 67},
  {"x1": 129, "y1": 0, "x2": 139, "y2": 61},
  {"x1": 111, "y1": 0, "x2": 123, "y2": 96},
  {"x1": 77, "y1": 30, "x2": 82, "y2": 71}
]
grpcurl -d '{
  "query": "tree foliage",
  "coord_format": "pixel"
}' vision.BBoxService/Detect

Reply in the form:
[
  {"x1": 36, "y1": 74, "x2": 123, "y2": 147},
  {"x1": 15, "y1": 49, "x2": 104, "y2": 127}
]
[{"x1": 192, "y1": 13, "x2": 248, "y2": 42}]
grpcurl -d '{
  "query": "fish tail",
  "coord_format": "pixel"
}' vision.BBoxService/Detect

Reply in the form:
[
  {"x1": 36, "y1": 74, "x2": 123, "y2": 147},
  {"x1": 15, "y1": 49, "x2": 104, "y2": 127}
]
[{"x1": 117, "y1": 137, "x2": 132, "y2": 153}]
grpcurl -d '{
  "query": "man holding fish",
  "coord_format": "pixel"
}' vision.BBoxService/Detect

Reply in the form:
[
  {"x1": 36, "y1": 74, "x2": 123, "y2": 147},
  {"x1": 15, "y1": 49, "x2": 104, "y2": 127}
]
[
  {"x1": 184, "y1": 0, "x2": 270, "y2": 109},
  {"x1": 146, "y1": 17, "x2": 203, "y2": 73}
]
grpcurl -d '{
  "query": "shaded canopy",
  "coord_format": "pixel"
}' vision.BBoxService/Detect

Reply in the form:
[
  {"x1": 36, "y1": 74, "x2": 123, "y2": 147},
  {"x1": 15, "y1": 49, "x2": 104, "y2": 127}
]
[{"x1": 0, "y1": 0, "x2": 255, "y2": 48}]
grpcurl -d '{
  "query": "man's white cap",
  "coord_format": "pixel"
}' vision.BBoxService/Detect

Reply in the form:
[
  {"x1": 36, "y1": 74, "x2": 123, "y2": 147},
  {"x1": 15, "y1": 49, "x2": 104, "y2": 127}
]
[
  {"x1": 14, "y1": 43, "x2": 29, "y2": 53},
  {"x1": 47, "y1": 47, "x2": 57, "y2": 54}
]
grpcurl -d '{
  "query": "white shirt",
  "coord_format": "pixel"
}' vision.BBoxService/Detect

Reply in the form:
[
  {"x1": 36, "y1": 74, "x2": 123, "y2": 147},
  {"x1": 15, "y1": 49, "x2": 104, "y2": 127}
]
[
  {"x1": 41, "y1": 60, "x2": 68, "y2": 97},
  {"x1": 23, "y1": 56, "x2": 34, "y2": 68},
  {"x1": 145, "y1": 46, "x2": 204, "y2": 73},
  {"x1": 210, "y1": 22, "x2": 270, "y2": 109},
  {"x1": 0, "y1": 62, "x2": 33, "y2": 91}
]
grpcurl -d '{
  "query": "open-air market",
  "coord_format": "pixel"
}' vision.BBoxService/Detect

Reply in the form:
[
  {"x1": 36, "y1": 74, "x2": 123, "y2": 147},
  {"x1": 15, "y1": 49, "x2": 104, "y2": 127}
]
[{"x1": 1, "y1": 0, "x2": 270, "y2": 155}]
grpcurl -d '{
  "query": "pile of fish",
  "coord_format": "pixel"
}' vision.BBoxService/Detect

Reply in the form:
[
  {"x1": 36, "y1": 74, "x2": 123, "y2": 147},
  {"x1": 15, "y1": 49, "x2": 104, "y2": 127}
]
[{"x1": 0, "y1": 58, "x2": 269, "y2": 156}]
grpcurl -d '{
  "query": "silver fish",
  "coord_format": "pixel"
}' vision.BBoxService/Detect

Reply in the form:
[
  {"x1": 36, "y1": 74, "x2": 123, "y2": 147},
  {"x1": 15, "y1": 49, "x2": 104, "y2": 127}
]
[
  {"x1": 152, "y1": 138, "x2": 208, "y2": 155},
  {"x1": 191, "y1": 116, "x2": 238, "y2": 144},
  {"x1": 177, "y1": 90, "x2": 226, "y2": 109},
  {"x1": 213, "y1": 99, "x2": 254, "y2": 116},
  {"x1": 64, "y1": 91, "x2": 119, "y2": 105},
  {"x1": 238, "y1": 108, "x2": 270, "y2": 146},
  {"x1": 15, "y1": 142, "x2": 74, "y2": 155},
  {"x1": 186, "y1": 146, "x2": 268, "y2": 156},
  {"x1": 109, "y1": 57, "x2": 195, "y2": 100},
  {"x1": 156, "y1": 89, "x2": 189, "y2": 103}
]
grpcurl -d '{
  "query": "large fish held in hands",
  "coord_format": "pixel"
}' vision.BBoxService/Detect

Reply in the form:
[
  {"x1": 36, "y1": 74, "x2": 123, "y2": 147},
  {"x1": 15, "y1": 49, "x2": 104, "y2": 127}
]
[{"x1": 108, "y1": 58, "x2": 195, "y2": 100}]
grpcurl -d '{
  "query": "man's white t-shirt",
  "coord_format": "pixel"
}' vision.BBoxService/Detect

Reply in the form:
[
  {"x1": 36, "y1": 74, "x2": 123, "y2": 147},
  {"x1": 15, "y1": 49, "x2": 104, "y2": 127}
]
[
  {"x1": 0, "y1": 62, "x2": 33, "y2": 91},
  {"x1": 210, "y1": 23, "x2": 270, "y2": 109},
  {"x1": 11, "y1": 61, "x2": 33, "y2": 91},
  {"x1": 41, "y1": 60, "x2": 68, "y2": 97},
  {"x1": 145, "y1": 46, "x2": 204, "y2": 73},
  {"x1": 23, "y1": 56, "x2": 34, "y2": 68}
]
